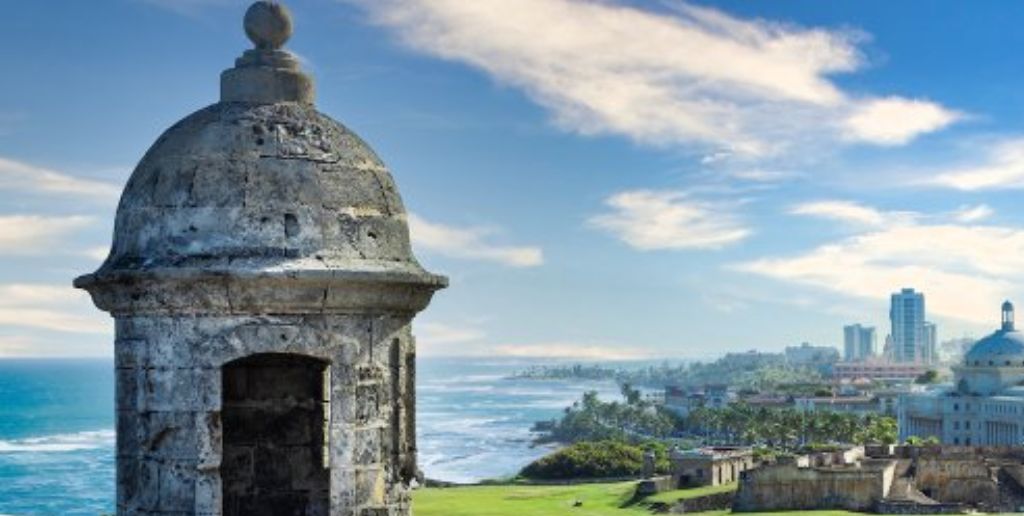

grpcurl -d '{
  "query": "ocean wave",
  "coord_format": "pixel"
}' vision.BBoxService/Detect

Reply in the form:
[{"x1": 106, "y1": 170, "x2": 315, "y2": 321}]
[{"x1": 0, "y1": 429, "x2": 115, "y2": 453}]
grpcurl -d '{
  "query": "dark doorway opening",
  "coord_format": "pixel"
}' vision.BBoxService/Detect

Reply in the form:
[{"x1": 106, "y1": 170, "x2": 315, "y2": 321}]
[{"x1": 222, "y1": 353, "x2": 330, "y2": 516}]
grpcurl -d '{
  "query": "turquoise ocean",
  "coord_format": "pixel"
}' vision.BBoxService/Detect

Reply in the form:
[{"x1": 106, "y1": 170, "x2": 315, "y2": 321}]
[{"x1": 0, "y1": 357, "x2": 620, "y2": 515}]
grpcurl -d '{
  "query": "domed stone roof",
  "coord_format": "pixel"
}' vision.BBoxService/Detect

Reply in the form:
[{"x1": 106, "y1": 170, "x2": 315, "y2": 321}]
[
  {"x1": 75, "y1": 1, "x2": 445, "y2": 314},
  {"x1": 964, "y1": 330, "x2": 1024, "y2": 364},
  {"x1": 964, "y1": 301, "x2": 1024, "y2": 366},
  {"x1": 106, "y1": 102, "x2": 417, "y2": 272}
]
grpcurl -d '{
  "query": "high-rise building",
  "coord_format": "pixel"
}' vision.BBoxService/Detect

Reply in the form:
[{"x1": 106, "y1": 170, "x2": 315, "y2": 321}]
[
  {"x1": 843, "y1": 324, "x2": 876, "y2": 361},
  {"x1": 891, "y1": 288, "x2": 924, "y2": 362},
  {"x1": 924, "y1": 322, "x2": 937, "y2": 364},
  {"x1": 890, "y1": 288, "x2": 936, "y2": 363}
]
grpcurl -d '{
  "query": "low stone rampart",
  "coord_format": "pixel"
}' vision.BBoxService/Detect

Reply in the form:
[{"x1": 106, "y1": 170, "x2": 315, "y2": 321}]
[
  {"x1": 914, "y1": 457, "x2": 999, "y2": 505},
  {"x1": 669, "y1": 491, "x2": 734, "y2": 513},
  {"x1": 635, "y1": 475, "x2": 674, "y2": 496},
  {"x1": 733, "y1": 461, "x2": 895, "y2": 512}
]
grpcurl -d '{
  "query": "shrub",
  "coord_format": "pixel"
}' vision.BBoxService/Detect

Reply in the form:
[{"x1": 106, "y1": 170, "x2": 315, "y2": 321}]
[{"x1": 520, "y1": 440, "x2": 661, "y2": 480}]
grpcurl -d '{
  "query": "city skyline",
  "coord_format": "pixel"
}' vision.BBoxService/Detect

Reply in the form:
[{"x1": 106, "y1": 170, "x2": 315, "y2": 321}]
[{"x1": 5, "y1": 1, "x2": 1024, "y2": 358}]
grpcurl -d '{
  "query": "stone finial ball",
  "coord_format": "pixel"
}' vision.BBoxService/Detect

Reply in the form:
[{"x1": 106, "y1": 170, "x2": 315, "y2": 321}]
[{"x1": 244, "y1": 1, "x2": 293, "y2": 50}]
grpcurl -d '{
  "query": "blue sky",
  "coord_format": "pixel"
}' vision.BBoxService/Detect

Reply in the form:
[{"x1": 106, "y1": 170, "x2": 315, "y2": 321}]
[{"x1": 4, "y1": 0, "x2": 1024, "y2": 359}]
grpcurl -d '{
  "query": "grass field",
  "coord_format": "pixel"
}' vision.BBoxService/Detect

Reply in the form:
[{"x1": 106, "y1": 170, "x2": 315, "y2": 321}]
[{"x1": 412, "y1": 481, "x2": 861, "y2": 516}]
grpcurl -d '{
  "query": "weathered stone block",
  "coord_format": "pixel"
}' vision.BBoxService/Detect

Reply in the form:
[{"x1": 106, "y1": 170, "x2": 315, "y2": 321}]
[
  {"x1": 194, "y1": 471, "x2": 222, "y2": 513},
  {"x1": 353, "y1": 427, "x2": 383, "y2": 465},
  {"x1": 115, "y1": 339, "x2": 145, "y2": 369},
  {"x1": 115, "y1": 367, "x2": 141, "y2": 410},
  {"x1": 160, "y1": 460, "x2": 199, "y2": 511},
  {"x1": 141, "y1": 412, "x2": 200, "y2": 460},
  {"x1": 355, "y1": 467, "x2": 387, "y2": 507}
]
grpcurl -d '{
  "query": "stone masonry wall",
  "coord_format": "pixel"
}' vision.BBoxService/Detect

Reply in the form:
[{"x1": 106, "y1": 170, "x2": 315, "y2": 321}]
[
  {"x1": 114, "y1": 313, "x2": 416, "y2": 515},
  {"x1": 732, "y1": 463, "x2": 892, "y2": 512},
  {"x1": 914, "y1": 458, "x2": 999, "y2": 506}
]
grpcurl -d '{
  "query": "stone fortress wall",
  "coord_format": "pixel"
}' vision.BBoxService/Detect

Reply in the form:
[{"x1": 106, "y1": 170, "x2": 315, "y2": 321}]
[
  {"x1": 734, "y1": 446, "x2": 1024, "y2": 513},
  {"x1": 733, "y1": 454, "x2": 894, "y2": 512}
]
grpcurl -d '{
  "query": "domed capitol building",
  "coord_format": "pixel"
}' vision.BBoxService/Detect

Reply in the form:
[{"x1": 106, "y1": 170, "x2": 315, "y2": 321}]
[{"x1": 900, "y1": 302, "x2": 1024, "y2": 445}]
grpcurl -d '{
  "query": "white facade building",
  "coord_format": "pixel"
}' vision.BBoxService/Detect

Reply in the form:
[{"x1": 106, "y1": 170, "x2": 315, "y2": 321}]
[
  {"x1": 899, "y1": 302, "x2": 1024, "y2": 445},
  {"x1": 844, "y1": 324, "x2": 876, "y2": 361}
]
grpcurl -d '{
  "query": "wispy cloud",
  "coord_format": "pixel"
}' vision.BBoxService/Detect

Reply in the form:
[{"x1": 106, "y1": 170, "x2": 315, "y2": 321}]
[
  {"x1": 492, "y1": 342, "x2": 655, "y2": 361},
  {"x1": 589, "y1": 190, "x2": 750, "y2": 250},
  {"x1": 841, "y1": 97, "x2": 961, "y2": 146},
  {"x1": 789, "y1": 200, "x2": 895, "y2": 227},
  {"x1": 728, "y1": 169, "x2": 797, "y2": 183},
  {"x1": 80, "y1": 246, "x2": 110, "y2": 262},
  {"x1": 350, "y1": 0, "x2": 958, "y2": 157},
  {"x1": 0, "y1": 336, "x2": 37, "y2": 357},
  {"x1": 929, "y1": 137, "x2": 1024, "y2": 190},
  {"x1": 409, "y1": 213, "x2": 543, "y2": 267},
  {"x1": 736, "y1": 202, "x2": 1024, "y2": 325},
  {"x1": 415, "y1": 321, "x2": 488, "y2": 356},
  {"x1": 417, "y1": 322, "x2": 486, "y2": 345},
  {"x1": 953, "y1": 204, "x2": 994, "y2": 223},
  {"x1": 0, "y1": 284, "x2": 109, "y2": 335},
  {"x1": 0, "y1": 215, "x2": 95, "y2": 254},
  {"x1": 0, "y1": 157, "x2": 120, "y2": 201}
]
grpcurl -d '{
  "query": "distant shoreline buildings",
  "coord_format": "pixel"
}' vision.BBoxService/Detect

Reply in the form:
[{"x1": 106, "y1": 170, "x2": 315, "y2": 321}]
[
  {"x1": 834, "y1": 288, "x2": 940, "y2": 384},
  {"x1": 900, "y1": 301, "x2": 1024, "y2": 445},
  {"x1": 662, "y1": 288, "x2": 1024, "y2": 448}
]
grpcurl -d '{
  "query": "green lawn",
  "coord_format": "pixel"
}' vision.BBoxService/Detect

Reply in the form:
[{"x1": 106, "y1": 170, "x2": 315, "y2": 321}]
[
  {"x1": 412, "y1": 481, "x2": 862, "y2": 516},
  {"x1": 643, "y1": 482, "x2": 736, "y2": 504}
]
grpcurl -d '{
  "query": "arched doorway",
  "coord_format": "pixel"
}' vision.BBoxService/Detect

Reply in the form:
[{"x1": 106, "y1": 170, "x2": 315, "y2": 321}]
[{"x1": 221, "y1": 353, "x2": 330, "y2": 515}]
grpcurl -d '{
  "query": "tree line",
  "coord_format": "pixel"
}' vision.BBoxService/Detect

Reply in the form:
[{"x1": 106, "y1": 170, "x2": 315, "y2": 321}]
[
  {"x1": 685, "y1": 404, "x2": 897, "y2": 449},
  {"x1": 513, "y1": 354, "x2": 824, "y2": 392},
  {"x1": 534, "y1": 387, "x2": 898, "y2": 450}
]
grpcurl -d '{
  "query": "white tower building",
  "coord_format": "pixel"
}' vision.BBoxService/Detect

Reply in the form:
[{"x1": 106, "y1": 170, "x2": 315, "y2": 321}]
[
  {"x1": 844, "y1": 324, "x2": 876, "y2": 362},
  {"x1": 891, "y1": 288, "x2": 930, "y2": 363}
]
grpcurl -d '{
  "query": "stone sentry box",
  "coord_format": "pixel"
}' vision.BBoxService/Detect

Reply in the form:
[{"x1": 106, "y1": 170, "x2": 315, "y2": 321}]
[{"x1": 74, "y1": 2, "x2": 446, "y2": 515}]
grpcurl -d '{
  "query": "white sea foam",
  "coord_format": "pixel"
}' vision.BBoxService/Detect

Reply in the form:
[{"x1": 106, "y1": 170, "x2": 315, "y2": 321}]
[{"x1": 0, "y1": 429, "x2": 115, "y2": 453}]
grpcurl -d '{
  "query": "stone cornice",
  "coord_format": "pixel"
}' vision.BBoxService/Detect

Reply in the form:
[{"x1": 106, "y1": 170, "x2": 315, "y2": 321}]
[{"x1": 74, "y1": 266, "x2": 447, "y2": 316}]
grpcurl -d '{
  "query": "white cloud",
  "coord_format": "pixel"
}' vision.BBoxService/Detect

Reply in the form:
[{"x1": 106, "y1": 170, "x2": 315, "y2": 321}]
[
  {"x1": 350, "y1": 0, "x2": 957, "y2": 156},
  {"x1": 0, "y1": 157, "x2": 120, "y2": 201},
  {"x1": 491, "y1": 342, "x2": 655, "y2": 361},
  {"x1": 408, "y1": 213, "x2": 543, "y2": 267},
  {"x1": 0, "y1": 215, "x2": 95, "y2": 254},
  {"x1": 82, "y1": 246, "x2": 110, "y2": 262},
  {"x1": 842, "y1": 97, "x2": 961, "y2": 146},
  {"x1": 0, "y1": 336, "x2": 36, "y2": 357},
  {"x1": 953, "y1": 204, "x2": 994, "y2": 223},
  {"x1": 736, "y1": 203, "x2": 1024, "y2": 325},
  {"x1": 0, "y1": 284, "x2": 109, "y2": 335},
  {"x1": 789, "y1": 200, "x2": 888, "y2": 227},
  {"x1": 415, "y1": 321, "x2": 488, "y2": 356},
  {"x1": 589, "y1": 190, "x2": 750, "y2": 250},
  {"x1": 417, "y1": 322, "x2": 485, "y2": 345},
  {"x1": 930, "y1": 138, "x2": 1024, "y2": 190},
  {"x1": 729, "y1": 169, "x2": 796, "y2": 182}
]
